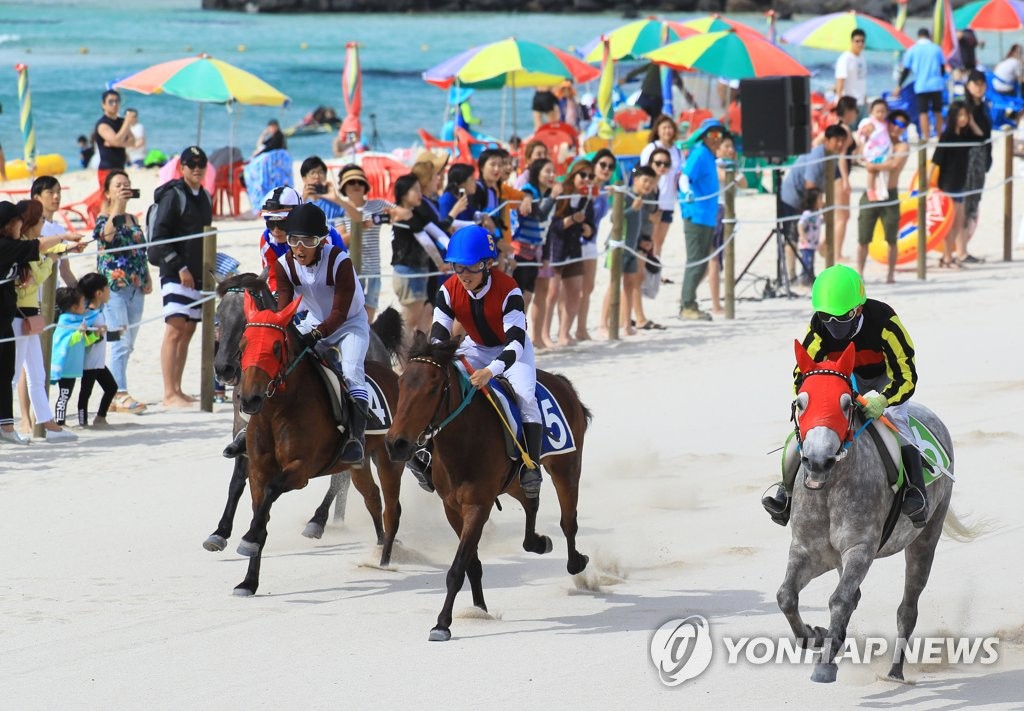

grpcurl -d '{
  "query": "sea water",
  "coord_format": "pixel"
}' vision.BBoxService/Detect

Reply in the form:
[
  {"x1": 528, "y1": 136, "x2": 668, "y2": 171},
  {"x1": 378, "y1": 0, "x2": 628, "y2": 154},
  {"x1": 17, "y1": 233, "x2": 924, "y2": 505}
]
[{"x1": 0, "y1": 0, "x2": 979, "y2": 169}]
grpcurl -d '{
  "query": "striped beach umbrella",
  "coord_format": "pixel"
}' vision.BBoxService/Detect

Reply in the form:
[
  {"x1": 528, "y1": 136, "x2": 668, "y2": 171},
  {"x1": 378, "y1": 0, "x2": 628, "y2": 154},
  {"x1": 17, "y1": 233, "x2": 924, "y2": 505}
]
[
  {"x1": 645, "y1": 30, "x2": 810, "y2": 80},
  {"x1": 579, "y1": 18, "x2": 698, "y2": 63},
  {"x1": 954, "y1": 0, "x2": 1024, "y2": 31},
  {"x1": 596, "y1": 38, "x2": 615, "y2": 140},
  {"x1": 14, "y1": 64, "x2": 36, "y2": 176},
  {"x1": 340, "y1": 42, "x2": 363, "y2": 141},
  {"x1": 781, "y1": 11, "x2": 913, "y2": 52},
  {"x1": 678, "y1": 14, "x2": 765, "y2": 39},
  {"x1": 934, "y1": 0, "x2": 962, "y2": 65},
  {"x1": 423, "y1": 37, "x2": 600, "y2": 90}
]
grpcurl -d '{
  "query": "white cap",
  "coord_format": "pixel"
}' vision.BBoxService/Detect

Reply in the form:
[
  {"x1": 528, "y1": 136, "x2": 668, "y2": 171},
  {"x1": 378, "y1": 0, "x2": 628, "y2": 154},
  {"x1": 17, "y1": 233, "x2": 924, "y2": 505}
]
[{"x1": 261, "y1": 186, "x2": 302, "y2": 219}]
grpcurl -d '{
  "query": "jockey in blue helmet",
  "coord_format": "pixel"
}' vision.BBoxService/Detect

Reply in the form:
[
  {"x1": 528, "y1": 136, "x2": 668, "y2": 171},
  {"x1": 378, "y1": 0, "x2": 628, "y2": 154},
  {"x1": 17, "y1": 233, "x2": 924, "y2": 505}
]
[{"x1": 428, "y1": 225, "x2": 544, "y2": 497}]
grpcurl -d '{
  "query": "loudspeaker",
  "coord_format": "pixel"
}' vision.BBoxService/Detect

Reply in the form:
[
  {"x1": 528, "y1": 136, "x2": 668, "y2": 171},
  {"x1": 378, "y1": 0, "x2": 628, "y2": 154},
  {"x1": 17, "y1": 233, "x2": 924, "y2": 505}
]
[{"x1": 739, "y1": 76, "x2": 811, "y2": 158}]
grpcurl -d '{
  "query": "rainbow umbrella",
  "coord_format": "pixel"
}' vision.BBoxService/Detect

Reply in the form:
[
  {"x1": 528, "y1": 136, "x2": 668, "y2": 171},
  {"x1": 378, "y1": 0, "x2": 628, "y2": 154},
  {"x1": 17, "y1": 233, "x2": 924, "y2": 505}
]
[
  {"x1": 678, "y1": 14, "x2": 765, "y2": 39},
  {"x1": 115, "y1": 54, "x2": 289, "y2": 142},
  {"x1": 954, "y1": 0, "x2": 1024, "y2": 30},
  {"x1": 934, "y1": 0, "x2": 962, "y2": 65},
  {"x1": 644, "y1": 30, "x2": 810, "y2": 80},
  {"x1": 422, "y1": 37, "x2": 600, "y2": 90},
  {"x1": 579, "y1": 17, "x2": 698, "y2": 62},
  {"x1": 14, "y1": 64, "x2": 36, "y2": 176},
  {"x1": 340, "y1": 42, "x2": 362, "y2": 142},
  {"x1": 781, "y1": 11, "x2": 913, "y2": 52}
]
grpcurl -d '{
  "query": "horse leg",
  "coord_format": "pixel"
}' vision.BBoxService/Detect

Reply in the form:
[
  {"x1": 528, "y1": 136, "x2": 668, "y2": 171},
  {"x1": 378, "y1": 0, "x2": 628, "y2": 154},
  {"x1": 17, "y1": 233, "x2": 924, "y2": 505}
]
[
  {"x1": 234, "y1": 482, "x2": 284, "y2": 597},
  {"x1": 887, "y1": 510, "x2": 946, "y2": 682},
  {"x1": 812, "y1": 544, "x2": 875, "y2": 683},
  {"x1": 777, "y1": 552, "x2": 831, "y2": 651},
  {"x1": 507, "y1": 470, "x2": 553, "y2": 556},
  {"x1": 204, "y1": 456, "x2": 248, "y2": 552},
  {"x1": 302, "y1": 472, "x2": 344, "y2": 540},
  {"x1": 376, "y1": 455, "x2": 404, "y2": 567},
  {"x1": 466, "y1": 553, "x2": 486, "y2": 612},
  {"x1": 549, "y1": 456, "x2": 588, "y2": 575},
  {"x1": 350, "y1": 462, "x2": 385, "y2": 546},
  {"x1": 430, "y1": 502, "x2": 490, "y2": 642},
  {"x1": 332, "y1": 469, "x2": 351, "y2": 523}
]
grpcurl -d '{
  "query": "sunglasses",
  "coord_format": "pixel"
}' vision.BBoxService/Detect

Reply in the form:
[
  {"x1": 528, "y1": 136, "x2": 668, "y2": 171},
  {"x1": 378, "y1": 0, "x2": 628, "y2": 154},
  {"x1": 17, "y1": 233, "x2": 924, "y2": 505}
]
[
  {"x1": 651, "y1": 160, "x2": 670, "y2": 167},
  {"x1": 286, "y1": 235, "x2": 323, "y2": 248},
  {"x1": 576, "y1": 172, "x2": 594, "y2": 180},
  {"x1": 890, "y1": 118, "x2": 909, "y2": 128},
  {"x1": 597, "y1": 161, "x2": 615, "y2": 170},
  {"x1": 265, "y1": 219, "x2": 287, "y2": 231},
  {"x1": 453, "y1": 262, "x2": 487, "y2": 275},
  {"x1": 818, "y1": 309, "x2": 859, "y2": 325},
  {"x1": 182, "y1": 162, "x2": 207, "y2": 170}
]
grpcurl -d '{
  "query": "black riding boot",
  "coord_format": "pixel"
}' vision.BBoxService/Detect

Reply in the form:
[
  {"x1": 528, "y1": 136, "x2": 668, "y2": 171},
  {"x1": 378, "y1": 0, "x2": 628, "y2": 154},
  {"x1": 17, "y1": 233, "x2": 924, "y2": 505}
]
[
  {"x1": 519, "y1": 422, "x2": 544, "y2": 498},
  {"x1": 407, "y1": 445, "x2": 435, "y2": 493},
  {"x1": 901, "y1": 445, "x2": 928, "y2": 528},
  {"x1": 340, "y1": 400, "x2": 367, "y2": 464},
  {"x1": 222, "y1": 428, "x2": 247, "y2": 459},
  {"x1": 761, "y1": 483, "x2": 791, "y2": 526}
]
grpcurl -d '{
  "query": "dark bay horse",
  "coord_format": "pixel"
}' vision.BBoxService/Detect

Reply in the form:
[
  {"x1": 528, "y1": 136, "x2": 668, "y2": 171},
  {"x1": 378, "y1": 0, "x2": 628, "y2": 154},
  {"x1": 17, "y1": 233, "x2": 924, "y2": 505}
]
[
  {"x1": 229, "y1": 280, "x2": 405, "y2": 596},
  {"x1": 205, "y1": 273, "x2": 404, "y2": 559},
  {"x1": 385, "y1": 334, "x2": 591, "y2": 642},
  {"x1": 780, "y1": 341, "x2": 968, "y2": 683}
]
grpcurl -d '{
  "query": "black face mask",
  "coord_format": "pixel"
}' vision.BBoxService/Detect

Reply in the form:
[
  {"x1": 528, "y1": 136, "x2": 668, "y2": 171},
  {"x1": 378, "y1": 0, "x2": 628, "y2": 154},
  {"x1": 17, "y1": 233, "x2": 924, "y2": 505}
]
[{"x1": 823, "y1": 314, "x2": 861, "y2": 341}]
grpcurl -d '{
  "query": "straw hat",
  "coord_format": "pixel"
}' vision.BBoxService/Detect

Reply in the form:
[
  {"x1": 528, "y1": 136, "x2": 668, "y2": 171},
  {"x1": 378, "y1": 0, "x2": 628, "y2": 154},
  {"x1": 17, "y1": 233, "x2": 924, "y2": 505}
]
[
  {"x1": 338, "y1": 165, "x2": 371, "y2": 192},
  {"x1": 414, "y1": 150, "x2": 450, "y2": 172}
]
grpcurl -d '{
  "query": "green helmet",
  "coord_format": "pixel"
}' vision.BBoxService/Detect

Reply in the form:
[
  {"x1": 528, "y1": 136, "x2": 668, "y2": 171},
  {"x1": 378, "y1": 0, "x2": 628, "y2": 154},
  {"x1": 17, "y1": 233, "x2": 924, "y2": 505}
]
[{"x1": 811, "y1": 265, "x2": 866, "y2": 316}]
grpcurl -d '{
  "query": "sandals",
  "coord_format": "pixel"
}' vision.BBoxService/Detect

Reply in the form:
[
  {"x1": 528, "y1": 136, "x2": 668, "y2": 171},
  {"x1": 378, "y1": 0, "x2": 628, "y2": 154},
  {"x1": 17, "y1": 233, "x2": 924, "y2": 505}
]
[
  {"x1": 112, "y1": 393, "x2": 147, "y2": 414},
  {"x1": 640, "y1": 321, "x2": 667, "y2": 330}
]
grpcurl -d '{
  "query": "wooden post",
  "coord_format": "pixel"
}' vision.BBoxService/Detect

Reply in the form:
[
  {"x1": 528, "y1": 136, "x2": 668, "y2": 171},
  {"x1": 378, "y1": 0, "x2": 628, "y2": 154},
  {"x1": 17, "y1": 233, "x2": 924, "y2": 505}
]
[
  {"x1": 349, "y1": 213, "x2": 364, "y2": 275},
  {"x1": 916, "y1": 141, "x2": 928, "y2": 280},
  {"x1": 724, "y1": 167, "x2": 736, "y2": 320},
  {"x1": 1005, "y1": 127, "x2": 1014, "y2": 262},
  {"x1": 607, "y1": 182, "x2": 625, "y2": 341},
  {"x1": 33, "y1": 271, "x2": 57, "y2": 439},
  {"x1": 824, "y1": 155, "x2": 835, "y2": 268},
  {"x1": 200, "y1": 225, "x2": 217, "y2": 413}
]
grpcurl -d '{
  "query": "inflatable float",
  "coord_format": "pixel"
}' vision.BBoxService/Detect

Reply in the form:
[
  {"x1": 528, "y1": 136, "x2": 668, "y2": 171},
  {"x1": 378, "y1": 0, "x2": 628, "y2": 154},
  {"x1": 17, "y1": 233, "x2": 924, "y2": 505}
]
[
  {"x1": 3, "y1": 154, "x2": 67, "y2": 181},
  {"x1": 868, "y1": 190, "x2": 953, "y2": 264}
]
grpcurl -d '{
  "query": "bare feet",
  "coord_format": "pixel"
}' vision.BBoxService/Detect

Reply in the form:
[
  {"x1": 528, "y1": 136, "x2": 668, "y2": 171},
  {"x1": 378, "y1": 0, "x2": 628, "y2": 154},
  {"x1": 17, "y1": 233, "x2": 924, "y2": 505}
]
[
  {"x1": 539, "y1": 337, "x2": 557, "y2": 349},
  {"x1": 575, "y1": 331, "x2": 591, "y2": 342},
  {"x1": 712, "y1": 306, "x2": 726, "y2": 316},
  {"x1": 163, "y1": 395, "x2": 195, "y2": 408},
  {"x1": 624, "y1": 326, "x2": 637, "y2": 336},
  {"x1": 178, "y1": 391, "x2": 198, "y2": 403}
]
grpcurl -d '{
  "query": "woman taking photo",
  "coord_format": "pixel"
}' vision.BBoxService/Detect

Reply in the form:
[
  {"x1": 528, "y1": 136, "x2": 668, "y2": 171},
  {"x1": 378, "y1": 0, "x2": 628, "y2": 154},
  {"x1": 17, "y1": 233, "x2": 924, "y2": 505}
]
[
  {"x1": 390, "y1": 175, "x2": 448, "y2": 334},
  {"x1": 94, "y1": 170, "x2": 151, "y2": 414},
  {"x1": 575, "y1": 148, "x2": 616, "y2": 341},
  {"x1": 515, "y1": 158, "x2": 561, "y2": 337},
  {"x1": 545, "y1": 160, "x2": 595, "y2": 347},
  {"x1": 438, "y1": 163, "x2": 476, "y2": 228},
  {"x1": 639, "y1": 115, "x2": 682, "y2": 258}
]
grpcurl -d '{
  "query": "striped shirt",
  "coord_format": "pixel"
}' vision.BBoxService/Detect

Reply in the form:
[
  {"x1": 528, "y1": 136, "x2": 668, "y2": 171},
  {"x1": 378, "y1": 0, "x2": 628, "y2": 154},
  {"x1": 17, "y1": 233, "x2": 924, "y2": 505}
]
[
  {"x1": 338, "y1": 198, "x2": 391, "y2": 278},
  {"x1": 797, "y1": 298, "x2": 917, "y2": 406},
  {"x1": 430, "y1": 269, "x2": 527, "y2": 377}
]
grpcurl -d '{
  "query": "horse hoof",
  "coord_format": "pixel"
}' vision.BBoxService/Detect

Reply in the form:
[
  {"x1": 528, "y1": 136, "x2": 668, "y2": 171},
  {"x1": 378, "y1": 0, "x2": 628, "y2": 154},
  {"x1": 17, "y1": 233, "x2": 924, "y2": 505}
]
[
  {"x1": 203, "y1": 534, "x2": 227, "y2": 552},
  {"x1": 567, "y1": 554, "x2": 589, "y2": 575},
  {"x1": 811, "y1": 663, "x2": 838, "y2": 684},
  {"x1": 540, "y1": 536, "x2": 553, "y2": 554},
  {"x1": 236, "y1": 539, "x2": 260, "y2": 558},
  {"x1": 232, "y1": 586, "x2": 255, "y2": 597},
  {"x1": 301, "y1": 522, "x2": 325, "y2": 539},
  {"x1": 428, "y1": 627, "x2": 451, "y2": 642}
]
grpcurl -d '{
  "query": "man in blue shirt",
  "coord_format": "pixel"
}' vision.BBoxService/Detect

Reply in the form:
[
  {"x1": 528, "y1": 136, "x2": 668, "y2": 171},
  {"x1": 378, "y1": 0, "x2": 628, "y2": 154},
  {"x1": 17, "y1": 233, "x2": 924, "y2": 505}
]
[
  {"x1": 897, "y1": 28, "x2": 947, "y2": 141},
  {"x1": 679, "y1": 119, "x2": 725, "y2": 321}
]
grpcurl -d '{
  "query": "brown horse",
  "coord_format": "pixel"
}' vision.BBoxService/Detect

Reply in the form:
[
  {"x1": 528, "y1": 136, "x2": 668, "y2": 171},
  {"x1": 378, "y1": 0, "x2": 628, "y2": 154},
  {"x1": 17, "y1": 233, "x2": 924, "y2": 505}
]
[
  {"x1": 232, "y1": 285, "x2": 403, "y2": 596},
  {"x1": 385, "y1": 333, "x2": 591, "y2": 641}
]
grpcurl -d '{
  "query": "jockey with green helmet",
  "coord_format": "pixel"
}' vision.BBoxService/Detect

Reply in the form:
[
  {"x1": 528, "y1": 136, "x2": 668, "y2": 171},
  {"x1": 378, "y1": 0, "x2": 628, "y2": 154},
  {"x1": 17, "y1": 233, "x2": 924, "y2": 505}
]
[{"x1": 762, "y1": 264, "x2": 927, "y2": 527}]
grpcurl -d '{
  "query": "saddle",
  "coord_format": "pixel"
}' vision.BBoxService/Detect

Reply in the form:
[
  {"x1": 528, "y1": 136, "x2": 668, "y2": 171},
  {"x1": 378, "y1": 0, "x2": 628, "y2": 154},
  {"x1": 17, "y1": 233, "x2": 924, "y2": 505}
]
[
  {"x1": 862, "y1": 415, "x2": 946, "y2": 491},
  {"x1": 312, "y1": 359, "x2": 389, "y2": 436}
]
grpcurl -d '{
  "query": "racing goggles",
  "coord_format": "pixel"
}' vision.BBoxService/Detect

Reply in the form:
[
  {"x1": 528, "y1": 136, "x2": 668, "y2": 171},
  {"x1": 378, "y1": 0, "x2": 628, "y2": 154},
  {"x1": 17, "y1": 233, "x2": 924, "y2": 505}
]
[
  {"x1": 818, "y1": 308, "x2": 859, "y2": 325},
  {"x1": 286, "y1": 234, "x2": 324, "y2": 248},
  {"x1": 453, "y1": 262, "x2": 487, "y2": 275}
]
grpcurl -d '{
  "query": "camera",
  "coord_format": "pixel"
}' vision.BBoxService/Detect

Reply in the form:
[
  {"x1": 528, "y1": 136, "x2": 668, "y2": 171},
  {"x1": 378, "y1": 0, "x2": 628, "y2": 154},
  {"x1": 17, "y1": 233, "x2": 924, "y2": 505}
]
[
  {"x1": 314, "y1": 183, "x2": 329, "y2": 195},
  {"x1": 371, "y1": 212, "x2": 391, "y2": 225},
  {"x1": 129, "y1": 188, "x2": 141, "y2": 199}
]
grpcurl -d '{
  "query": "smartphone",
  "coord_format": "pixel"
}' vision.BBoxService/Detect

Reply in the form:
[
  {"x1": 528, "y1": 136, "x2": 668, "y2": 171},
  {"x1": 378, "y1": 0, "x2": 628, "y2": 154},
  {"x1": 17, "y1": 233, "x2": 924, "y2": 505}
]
[
  {"x1": 314, "y1": 183, "x2": 329, "y2": 195},
  {"x1": 129, "y1": 188, "x2": 141, "y2": 199},
  {"x1": 458, "y1": 188, "x2": 466, "y2": 198},
  {"x1": 371, "y1": 213, "x2": 391, "y2": 225}
]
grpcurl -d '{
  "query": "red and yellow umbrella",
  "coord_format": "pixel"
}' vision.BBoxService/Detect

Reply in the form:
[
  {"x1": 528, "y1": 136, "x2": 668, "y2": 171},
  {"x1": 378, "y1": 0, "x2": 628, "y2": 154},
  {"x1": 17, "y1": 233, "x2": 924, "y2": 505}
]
[
  {"x1": 645, "y1": 30, "x2": 810, "y2": 80},
  {"x1": 678, "y1": 14, "x2": 766, "y2": 39},
  {"x1": 954, "y1": 0, "x2": 1024, "y2": 31},
  {"x1": 422, "y1": 37, "x2": 599, "y2": 89},
  {"x1": 579, "y1": 17, "x2": 698, "y2": 63},
  {"x1": 115, "y1": 54, "x2": 289, "y2": 106}
]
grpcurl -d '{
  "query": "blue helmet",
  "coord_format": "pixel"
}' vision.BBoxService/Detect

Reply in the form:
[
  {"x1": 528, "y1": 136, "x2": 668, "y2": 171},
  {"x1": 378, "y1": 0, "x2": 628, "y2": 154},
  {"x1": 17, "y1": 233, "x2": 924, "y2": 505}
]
[{"x1": 444, "y1": 225, "x2": 497, "y2": 266}]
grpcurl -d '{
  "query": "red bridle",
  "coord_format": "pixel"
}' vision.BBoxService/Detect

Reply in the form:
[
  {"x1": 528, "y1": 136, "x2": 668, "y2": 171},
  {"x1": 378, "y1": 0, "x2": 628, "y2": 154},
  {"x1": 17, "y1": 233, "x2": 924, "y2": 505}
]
[
  {"x1": 793, "y1": 340, "x2": 858, "y2": 452},
  {"x1": 240, "y1": 292, "x2": 303, "y2": 395}
]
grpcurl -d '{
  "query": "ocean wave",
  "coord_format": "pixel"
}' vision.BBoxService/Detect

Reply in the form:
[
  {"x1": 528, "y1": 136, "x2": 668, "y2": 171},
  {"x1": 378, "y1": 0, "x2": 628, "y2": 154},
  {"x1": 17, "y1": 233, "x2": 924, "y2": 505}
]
[{"x1": 0, "y1": 34, "x2": 23, "y2": 45}]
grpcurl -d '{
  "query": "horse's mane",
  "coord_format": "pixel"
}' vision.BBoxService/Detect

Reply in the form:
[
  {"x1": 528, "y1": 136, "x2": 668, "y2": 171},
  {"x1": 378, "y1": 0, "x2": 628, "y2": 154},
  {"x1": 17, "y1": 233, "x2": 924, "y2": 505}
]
[
  {"x1": 408, "y1": 331, "x2": 459, "y2": 366},
  {"x1": 217, "y1": 272, "x2": 271, "y2": 298}
]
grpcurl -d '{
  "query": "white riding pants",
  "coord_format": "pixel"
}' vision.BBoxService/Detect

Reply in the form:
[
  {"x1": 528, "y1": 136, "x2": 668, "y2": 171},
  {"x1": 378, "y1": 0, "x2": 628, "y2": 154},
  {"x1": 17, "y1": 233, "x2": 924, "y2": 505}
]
[{"x1": 457, "y1": 337, "x2": 541, "y2": 424}]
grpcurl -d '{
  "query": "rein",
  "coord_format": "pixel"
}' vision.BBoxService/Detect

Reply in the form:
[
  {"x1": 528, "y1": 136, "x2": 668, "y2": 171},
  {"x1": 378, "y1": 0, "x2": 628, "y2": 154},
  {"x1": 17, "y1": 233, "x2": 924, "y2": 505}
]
[
  {"x1": 409, "y1": 356, "x2": 475, "y2": 447},
  {"x1": 243, "y1": 320, "x2": 311, "y2": 398}
]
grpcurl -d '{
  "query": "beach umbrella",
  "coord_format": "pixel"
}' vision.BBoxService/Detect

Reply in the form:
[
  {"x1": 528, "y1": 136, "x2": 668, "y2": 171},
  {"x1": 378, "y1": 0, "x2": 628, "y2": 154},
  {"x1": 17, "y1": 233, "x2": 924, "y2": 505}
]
[
  {"x1": 678, "y1": 14, "x2": 765, "y2": 39},
  {"x1": 340, "y1": 42, "x2": 363, "y2": 142},
  {"x1": 954, "y1": 0, "x2": 1024, "y2": 29},
  {"x1": 934, "y1": 0, "x2": 962, "y2": 65},
  {"x1": 114, "y1": 53, "x2": 290, "y2": 143},
  {"x1": 14, "y1": 63, "x2": 36, "y2": 176},
  {"x1": 596, "y1": 38, "x2": 615, "y2": 140},
  {"x1": 644, "y1": 30, "x2": 810, "y2": 80},
  {"x1": 422, "y1": 38, "x2": 600, "y2": 90},
  {"x1": 781, "y1": 11, "x2": 913, "y2": 52},
  {"x1": 578, "y1": 17, "x2": 698, "y2": 63}
]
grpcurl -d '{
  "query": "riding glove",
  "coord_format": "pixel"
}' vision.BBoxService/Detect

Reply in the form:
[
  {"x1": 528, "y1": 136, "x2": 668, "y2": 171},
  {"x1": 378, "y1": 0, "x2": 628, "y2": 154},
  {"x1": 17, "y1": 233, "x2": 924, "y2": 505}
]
[
  {"x1": 861, "y1": 391, "x2": 888, "y2": 420},
  {"x1": 299, "y1": 328, "x2": 323, "y2": 351}
]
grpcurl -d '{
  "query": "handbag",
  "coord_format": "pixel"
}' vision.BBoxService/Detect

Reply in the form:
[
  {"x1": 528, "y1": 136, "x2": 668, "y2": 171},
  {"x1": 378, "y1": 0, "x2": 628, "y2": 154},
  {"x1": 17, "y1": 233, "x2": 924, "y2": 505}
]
[{"x1": 21, "y1": 314, "x2": 45, "y2": 336}]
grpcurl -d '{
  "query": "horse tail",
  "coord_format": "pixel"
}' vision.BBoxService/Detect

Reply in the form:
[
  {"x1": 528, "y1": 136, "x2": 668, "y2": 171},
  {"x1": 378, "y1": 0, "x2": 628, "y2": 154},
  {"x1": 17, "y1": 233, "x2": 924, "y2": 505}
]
[
  {"x1": 553, "y1": 372, "x2": 593, "y2": 431},
  {"x1": 371, "y1": 307, "x2": 405, "y2": 362},
  {"x1": 942, "y1": 507, "x2": 994, "y2": 542}
]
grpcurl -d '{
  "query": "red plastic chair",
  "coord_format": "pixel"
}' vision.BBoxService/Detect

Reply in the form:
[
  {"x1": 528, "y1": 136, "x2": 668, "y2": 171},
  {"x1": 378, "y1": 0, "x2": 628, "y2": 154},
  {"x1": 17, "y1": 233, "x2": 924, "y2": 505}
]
[
  {"x1": 614, "y1": 107, "x2": 649, "y2": 132},
  {"x1": 678, "y1": 109, "x2": 713, "y2": 139},
  {"x1": 525, "y1": 121, "x2": 579, "y2": 175},
  {"x1": 213, "y1": 161, "x2": 246, "y2": 217},
  {"x1": 453, "y1": 128, "x2": 501, "y2": 166},
  {"x1": 417, "y1": 129, "x2": 456, "y2": 156},
  {"x1": 360, "y1": 154, "x2": 410, "y2": 201}
]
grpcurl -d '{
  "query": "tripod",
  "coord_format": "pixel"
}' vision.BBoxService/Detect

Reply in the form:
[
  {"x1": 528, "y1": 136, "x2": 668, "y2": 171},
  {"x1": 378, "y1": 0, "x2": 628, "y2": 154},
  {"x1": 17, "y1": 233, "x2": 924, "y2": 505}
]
[
  {"x1": 367, "y1": 113, "x2": 384, "y2": 152},
  {"x1": 735, "y1": 165, "x2": 804, "y2": 299}
]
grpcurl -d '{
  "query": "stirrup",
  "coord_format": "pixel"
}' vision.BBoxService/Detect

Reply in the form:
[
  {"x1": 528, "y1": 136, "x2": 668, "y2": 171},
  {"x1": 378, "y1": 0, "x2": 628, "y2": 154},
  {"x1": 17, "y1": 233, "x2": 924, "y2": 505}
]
[
  {"x1": 222, "y1": 428, "x2": 247, "y2": 459},
  {"x1": 339, "y1": 438, "x2": 364, "y2": 465},
  {"x1": 407, "y1": 449, "x2": 435, "y2": 493},
  {"x1": 519, "y1": 465, "x2": 542, "y2": 498},
  {"x1": 902, "y1": 486, "x2": 928, "y2": 528},
  {"x1": 761, "y1": 483, "x2": 790, "y2": 526}
]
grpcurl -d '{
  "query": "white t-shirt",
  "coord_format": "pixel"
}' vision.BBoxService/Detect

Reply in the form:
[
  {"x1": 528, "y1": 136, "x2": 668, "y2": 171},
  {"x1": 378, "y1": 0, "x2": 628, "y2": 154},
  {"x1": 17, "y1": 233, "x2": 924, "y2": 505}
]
[
  {"x1": 993, "y1": 57, "x2": 1022, "y2": 93},
  {"x1": 127, "y1": 123, "x2": 146, "y2": 164},
  {"x1": 835, "y1": 51, "x2": 868, "y2": 105},
  {"x1": 639, "y1": 140, "x2": 683, "y2": 211}
]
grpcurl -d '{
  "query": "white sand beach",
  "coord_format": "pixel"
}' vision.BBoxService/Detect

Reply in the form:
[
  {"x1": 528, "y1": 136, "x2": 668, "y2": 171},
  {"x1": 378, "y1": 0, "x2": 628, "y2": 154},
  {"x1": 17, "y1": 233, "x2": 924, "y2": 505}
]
[{"x1": 1, "y1": 142, "x2": 1023, "y2": 710}]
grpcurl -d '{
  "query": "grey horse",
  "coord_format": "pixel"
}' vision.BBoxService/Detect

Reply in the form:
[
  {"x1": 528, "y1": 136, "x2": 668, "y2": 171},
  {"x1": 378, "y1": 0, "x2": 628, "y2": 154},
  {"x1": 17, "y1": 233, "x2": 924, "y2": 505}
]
[
  {"x1": 779, "y1": 341, "x2": 963, "y2": 684},
  {"x1": 203, "y1": 272, "x2": 403, "y2": 553}
]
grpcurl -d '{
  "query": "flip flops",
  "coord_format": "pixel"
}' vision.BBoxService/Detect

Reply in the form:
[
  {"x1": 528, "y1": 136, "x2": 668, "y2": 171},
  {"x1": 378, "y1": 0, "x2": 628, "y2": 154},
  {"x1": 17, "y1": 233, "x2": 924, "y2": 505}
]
[
  {"x1": 640, "y1": 321, "x2": 667, "y2": 331},
  {"x1": 111, "y1": 393, "x2": 147, "y2": 414}
]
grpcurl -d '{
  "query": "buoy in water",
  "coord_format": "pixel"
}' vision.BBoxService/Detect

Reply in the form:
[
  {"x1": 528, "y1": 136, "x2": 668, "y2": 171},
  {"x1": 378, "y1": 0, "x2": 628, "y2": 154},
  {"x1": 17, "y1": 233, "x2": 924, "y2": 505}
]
[
  {"x1": 237, "y1": 44, "x2": 246, "y2": 52},
  {"x1": 79, "y1": 47, "x2": 89, "y2": 54},
  {"x1": 299, "y1": 42, "x2": 309, "y2": 50},
  {"x1": 420, "y1": 44, "x2": 429, "y2": 52}
]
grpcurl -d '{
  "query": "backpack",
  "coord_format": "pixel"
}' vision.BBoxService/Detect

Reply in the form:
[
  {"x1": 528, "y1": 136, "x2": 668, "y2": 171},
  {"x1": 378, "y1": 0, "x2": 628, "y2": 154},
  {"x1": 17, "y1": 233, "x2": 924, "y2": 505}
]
[{"x1": 146, "y1": 181, "x2": 187, "y2": 266}]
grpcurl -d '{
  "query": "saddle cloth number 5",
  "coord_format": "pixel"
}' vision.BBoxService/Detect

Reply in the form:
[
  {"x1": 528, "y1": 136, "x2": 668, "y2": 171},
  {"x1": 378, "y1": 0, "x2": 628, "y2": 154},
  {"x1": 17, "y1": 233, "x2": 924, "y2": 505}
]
[{"x1": 536, "y1": 383, "x2": 576, "y2": 456}]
